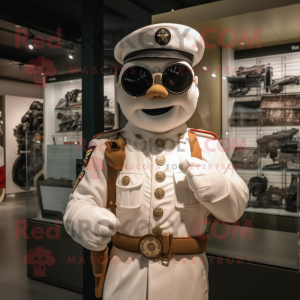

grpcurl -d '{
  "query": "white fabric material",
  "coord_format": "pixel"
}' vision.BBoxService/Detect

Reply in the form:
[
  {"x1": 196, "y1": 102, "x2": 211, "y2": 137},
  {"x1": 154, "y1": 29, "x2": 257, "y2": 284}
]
[
  {"x1": 114, "y1": 23, "x2": 205, "y2": 67},
  {"x1": 64, "y1": 123, "x2": 249, "y2": 300},
  {"x1": 180, "y1": 156, "x2": 228, "y2": 204},
  {"x1": 104, "y1": 246, "x2": 209, "y2": 300},
  {"x1": 63, "y1": 147, "x2": 120, "y2": 251},
  {"x1": 64, "y1": 205, "x2": 119, "y2": 251}
]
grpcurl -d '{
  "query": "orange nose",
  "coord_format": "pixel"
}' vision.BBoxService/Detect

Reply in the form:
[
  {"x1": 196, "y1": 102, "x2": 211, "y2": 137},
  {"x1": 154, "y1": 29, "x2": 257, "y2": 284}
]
[{"x1": 146, "y1": 84, "x2": 169, "y2": 99}]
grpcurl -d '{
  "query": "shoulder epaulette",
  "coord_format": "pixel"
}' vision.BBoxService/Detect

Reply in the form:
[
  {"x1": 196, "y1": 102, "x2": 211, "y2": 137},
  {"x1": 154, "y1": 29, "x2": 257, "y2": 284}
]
[
  {"x1": 93, "y1": 128, "x2": 123, "y2": 140},
  {"x1": 190, "y1": 129, "x2": 218, "y2": 140}
]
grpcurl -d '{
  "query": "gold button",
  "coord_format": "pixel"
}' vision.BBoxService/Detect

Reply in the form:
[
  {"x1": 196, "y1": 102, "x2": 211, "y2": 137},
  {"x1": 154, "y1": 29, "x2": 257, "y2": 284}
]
[
  {"x1": 155, "y1": 139, "x2": 165, "y2": 148},
  {"x1": 153, "y1": 207, "x2": 163, "y2": 219},
  {"x1": 155, "y1": 155, "x2": 165, "y2": 166},
  {"x1": 135, "y1": 134, "x2": 142, "y2": 138},
  {"x1": 155, "y1": 171, "x2": 166, "y2": 182},
  {"x1": 154, "y1": 188, "x2": 165, "y2": 199},
  {"x1": 178, "y1": 133, "x2": 184, "y2": 139},
  {"x1": 152, "y1": 227, "x2": 162, "y2": 237},
  {"x1": 121, "y1": 176, "x2": 130, "y2": 186}
]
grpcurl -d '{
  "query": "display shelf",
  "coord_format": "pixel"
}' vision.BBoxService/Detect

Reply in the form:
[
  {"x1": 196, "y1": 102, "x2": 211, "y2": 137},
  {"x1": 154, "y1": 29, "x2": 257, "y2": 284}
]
[
  {"x1": 261, "y1": 92, "x2": 300, "y2": 97},
  {"x1": 227, "y1": 52, "x2": 300, "y2": 221},
  {"x1": 235, "y1": 169, "x2": 259, "y2": 174},
  {"x1": 228, "y1": 94, "x2": 262, "y2": 99},
  {"x1": 223, "y1": 49, "x2": 300, "y2": 270},
  {"x1": 245, "y1": 207, "x2": 298, "y2": 217},
  {"x1": 30, "y1": 217, "x2": 64, "y2": 225}
]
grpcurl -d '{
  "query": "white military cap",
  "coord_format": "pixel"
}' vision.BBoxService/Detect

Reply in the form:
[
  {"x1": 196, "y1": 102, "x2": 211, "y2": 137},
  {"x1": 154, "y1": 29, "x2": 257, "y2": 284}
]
[{"x1": 114, "y1": 23, "x2": 205, "y2": 67}]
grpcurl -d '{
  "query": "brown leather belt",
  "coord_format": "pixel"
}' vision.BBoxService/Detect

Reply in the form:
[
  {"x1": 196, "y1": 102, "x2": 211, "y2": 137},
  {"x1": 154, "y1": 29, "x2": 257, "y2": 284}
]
[{"x1": 111, "y1": 232, "x2": 209, "y2": 262}]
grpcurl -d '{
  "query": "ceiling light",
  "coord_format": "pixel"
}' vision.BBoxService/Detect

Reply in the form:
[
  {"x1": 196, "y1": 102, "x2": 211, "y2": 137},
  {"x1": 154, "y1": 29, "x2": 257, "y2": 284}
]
[
  {"x1": 68, "y1": 42, "x2": 75, "y2": 59},
  {"x1": 26, "y1": 29, "x2": 35, "y2": 50},
  {"x1": 203, "y1": 66, "x2": 207, "y2": 70}
]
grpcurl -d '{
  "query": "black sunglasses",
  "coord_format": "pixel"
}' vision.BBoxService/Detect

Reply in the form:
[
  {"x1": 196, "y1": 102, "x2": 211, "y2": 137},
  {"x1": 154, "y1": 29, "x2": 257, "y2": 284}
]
[{"x1": 121, "y1": 63, "x2": 194, "y2": 97}]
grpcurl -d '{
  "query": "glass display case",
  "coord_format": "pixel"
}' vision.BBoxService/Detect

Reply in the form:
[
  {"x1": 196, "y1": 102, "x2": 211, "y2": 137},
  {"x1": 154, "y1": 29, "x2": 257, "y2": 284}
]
[
  {"x1": 206, "y1": 51, "x2": 300, "y2": 271},
  {"x1": 25, "y1": 74, "x2": 119, "y2": 291},
  {"x1": 28, "y1": 73, "x2": 119, "y2": 223},
  {"x1": 25, "y1": 131, "x2": 83, "y2": 292},
  {"x1": 26, "y1": 133, "x2": 80, "y2": 224},
  {"x1": 44, "y1": 75, "x2": 117, "y2": 137}
]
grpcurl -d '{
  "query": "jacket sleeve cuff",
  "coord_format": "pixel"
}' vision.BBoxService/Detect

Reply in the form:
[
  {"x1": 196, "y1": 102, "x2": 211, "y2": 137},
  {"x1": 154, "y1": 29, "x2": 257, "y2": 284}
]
[{"x1": 198, "y1": 175, "x2": 245, "y2": 223}]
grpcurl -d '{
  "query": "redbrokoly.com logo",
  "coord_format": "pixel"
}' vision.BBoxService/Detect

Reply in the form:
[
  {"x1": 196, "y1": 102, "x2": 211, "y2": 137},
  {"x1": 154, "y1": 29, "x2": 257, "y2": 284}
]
[{"x1": 24, "y1": 247, "x2": 56, "y2": 277}]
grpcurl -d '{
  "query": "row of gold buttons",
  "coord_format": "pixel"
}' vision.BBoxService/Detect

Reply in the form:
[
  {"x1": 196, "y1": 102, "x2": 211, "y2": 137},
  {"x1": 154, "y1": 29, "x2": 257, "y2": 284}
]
[
  {"x1": 131, "y1": 134, "x2": 182, "y2": 237},
  {"x1": 153, "y1": 151, "x2": 166, "y2": 236},
  {"x1": 152, "y1": 133, "x2": 184, "y2": 235}
]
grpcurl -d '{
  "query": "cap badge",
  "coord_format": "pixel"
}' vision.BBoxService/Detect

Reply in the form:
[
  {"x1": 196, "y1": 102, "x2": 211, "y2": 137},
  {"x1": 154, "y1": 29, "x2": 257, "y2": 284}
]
[{"x1": 155, "y1": 28, "x2": 171, "y2": 46}]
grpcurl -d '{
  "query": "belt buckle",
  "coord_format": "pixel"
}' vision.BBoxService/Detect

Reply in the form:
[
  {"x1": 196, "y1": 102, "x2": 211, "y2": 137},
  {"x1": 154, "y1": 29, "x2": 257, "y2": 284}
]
[{"x1": 139, "y1": 234, "x2": 162, "y2": 259}]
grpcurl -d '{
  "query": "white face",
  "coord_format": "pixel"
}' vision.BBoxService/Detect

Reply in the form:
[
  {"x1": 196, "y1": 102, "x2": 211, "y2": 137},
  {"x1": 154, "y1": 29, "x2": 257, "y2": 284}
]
[{"x1": 116, "y1": 58, "x2": 199, "y2": 132}]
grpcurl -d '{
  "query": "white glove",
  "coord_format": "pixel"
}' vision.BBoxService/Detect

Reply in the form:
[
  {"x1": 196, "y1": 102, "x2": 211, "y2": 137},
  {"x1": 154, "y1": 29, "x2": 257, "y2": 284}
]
[
  {"x1": 64, "y1": 206, "x2": 120, "y2": 251},
  {"x1": 179, "y1": 157, "x2": 228, "y2": 202}
]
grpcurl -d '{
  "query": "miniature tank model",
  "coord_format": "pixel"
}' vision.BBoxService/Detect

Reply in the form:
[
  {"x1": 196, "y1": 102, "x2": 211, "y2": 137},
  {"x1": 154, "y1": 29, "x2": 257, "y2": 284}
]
[{"x1": 227, "y1": 64, "x2": 273, "y2": 97}]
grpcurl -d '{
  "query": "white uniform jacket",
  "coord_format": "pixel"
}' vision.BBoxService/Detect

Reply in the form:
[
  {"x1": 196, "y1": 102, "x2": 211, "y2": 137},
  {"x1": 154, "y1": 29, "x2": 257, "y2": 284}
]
[{"x1": 64, "y1": 122, "x2": 249, "y2": 300}]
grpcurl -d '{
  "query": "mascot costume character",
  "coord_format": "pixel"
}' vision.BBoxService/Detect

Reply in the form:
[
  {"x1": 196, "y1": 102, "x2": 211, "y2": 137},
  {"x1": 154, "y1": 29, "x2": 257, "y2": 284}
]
[{"x1": 64, "y1": 23, "x2": 249, "y2": 300}]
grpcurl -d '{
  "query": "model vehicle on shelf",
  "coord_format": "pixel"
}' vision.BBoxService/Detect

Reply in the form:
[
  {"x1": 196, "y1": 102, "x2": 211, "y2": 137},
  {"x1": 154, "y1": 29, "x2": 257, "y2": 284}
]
[
  {"x1": 227, "y1": 64, "x2": 273, "y2": 97},
  {"x1": 270, "y1": 75, "x2": 300, "y2": 94},
  {"x1": 256, "y1": 128, "x2": 299, "y2": 160},
  {"x1": 247, "y1": 174, "x2": 297, "y2": 212}
]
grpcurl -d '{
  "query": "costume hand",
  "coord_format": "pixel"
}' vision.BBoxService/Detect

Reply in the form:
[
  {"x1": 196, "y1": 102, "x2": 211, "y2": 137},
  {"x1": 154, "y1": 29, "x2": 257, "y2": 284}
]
[
  {"x1": 64, "y1": 206, "x2": 120, "y2": 251},
  {"x1": 179, "y1": 157, "x2": 227, "y2": 202}
]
